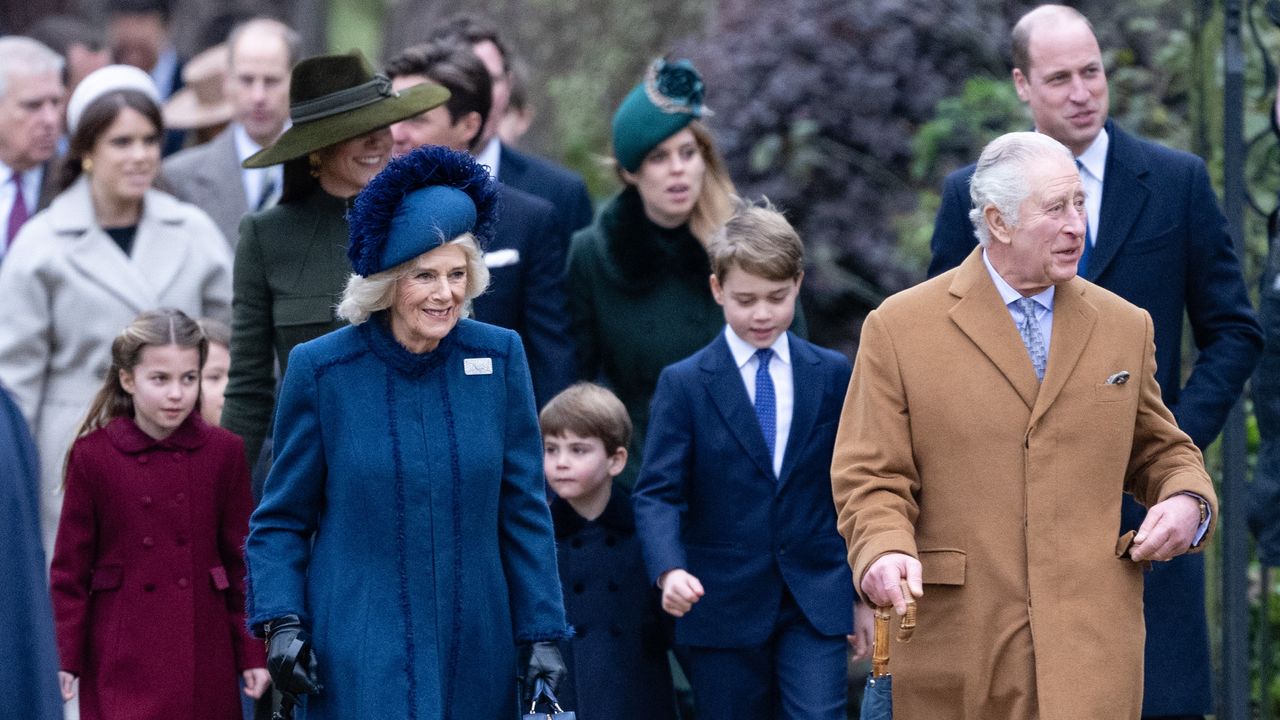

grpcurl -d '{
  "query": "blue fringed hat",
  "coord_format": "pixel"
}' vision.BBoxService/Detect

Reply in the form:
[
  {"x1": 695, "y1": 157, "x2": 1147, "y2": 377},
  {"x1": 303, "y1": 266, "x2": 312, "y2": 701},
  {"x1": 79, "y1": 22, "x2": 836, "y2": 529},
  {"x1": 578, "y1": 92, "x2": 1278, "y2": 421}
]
[
  {"x1": 611, "y1": 58, "x2": 707, "y2": 172},
  {"x1": 347, "y1": 145, "x2": 499, "y2": 277}
]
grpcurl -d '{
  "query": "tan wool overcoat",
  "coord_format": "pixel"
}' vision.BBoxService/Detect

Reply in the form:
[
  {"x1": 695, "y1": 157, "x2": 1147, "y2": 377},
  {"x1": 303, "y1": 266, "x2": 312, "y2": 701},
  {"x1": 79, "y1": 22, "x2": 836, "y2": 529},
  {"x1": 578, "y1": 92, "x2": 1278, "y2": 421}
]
[{"x1": 832, "y1": 249, "x2": 1216, "y2": 720}]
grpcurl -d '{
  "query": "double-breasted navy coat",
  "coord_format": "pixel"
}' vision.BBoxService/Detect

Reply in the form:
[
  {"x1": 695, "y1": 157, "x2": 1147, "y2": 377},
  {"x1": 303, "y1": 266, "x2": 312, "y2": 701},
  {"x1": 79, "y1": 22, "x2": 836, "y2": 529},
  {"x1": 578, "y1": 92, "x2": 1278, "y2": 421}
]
[{"x1": 246, "y1": 316, "x2": 569, "y2": 719}]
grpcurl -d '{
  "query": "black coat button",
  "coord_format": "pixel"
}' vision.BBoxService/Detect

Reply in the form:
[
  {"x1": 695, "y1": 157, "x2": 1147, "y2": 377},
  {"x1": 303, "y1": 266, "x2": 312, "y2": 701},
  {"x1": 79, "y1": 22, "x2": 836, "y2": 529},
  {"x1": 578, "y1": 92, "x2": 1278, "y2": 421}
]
[{"x1": 573, "y1": 582, "x2": 585, "y2": 594}]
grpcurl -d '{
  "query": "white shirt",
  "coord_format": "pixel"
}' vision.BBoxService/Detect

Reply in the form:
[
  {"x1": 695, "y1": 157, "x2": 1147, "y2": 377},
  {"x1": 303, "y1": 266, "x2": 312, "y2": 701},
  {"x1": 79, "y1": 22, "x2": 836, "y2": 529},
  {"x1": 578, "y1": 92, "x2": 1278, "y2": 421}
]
[
  {"x1": 233, "y1": 124, "x2": 283, "y2": 210},
  {"x1": 724, "y1": 325, "x2": 793, "y2": 478},
  {"x1": 1075, "y1": 127, "x2": 1109, "y2": 246},
  {"x1": 475, "y1": 136, "x2": 502, "y2": 180},
  {"x1": 0, "y1": 160, "x2": 44, "y2": 255},
  {"x1": 983, "y1": 248, "x2": 1055, "y2": 356}
]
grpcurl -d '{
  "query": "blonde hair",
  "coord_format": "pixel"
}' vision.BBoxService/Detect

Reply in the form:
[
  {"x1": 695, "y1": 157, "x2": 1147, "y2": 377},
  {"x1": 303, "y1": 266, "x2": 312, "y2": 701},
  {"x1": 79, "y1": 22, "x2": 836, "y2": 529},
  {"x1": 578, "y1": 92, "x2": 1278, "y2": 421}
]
[
  {"x1": 336, "y1": 234, "x2": 490, "y2": 324},
  {"x1": 708, "y1": 198, "x2": 804, "y2": 282},
  {"x1": 197, "y1": 316, "x2": 230, "y2": 348},
  {"x1": 539, "y1": 382, "x2": 633, "y2": 454}
]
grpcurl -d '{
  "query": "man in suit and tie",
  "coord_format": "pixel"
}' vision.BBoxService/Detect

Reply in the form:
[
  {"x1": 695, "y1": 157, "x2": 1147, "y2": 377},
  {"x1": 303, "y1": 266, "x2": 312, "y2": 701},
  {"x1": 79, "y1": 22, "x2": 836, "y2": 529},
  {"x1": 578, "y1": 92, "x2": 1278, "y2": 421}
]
[
  {"x1": 927, "y1": 7, "x2": 1262, "y2": 717},
  {"x1": 0, "y1": 37, "x2": 64, "y2": 262},
  {"x1": 386, "y1": 40, "x2": 575, "y2": 406},
  {"x1": 633, "y1": 203, "x2": 855, "y2": 720},
  {"x1": 432, "y1": 15, "x2": 594, "y2": 243},
  {"x1": 838, "y1": 131, "x2": 1216, "y2": 720},
  {"x1": 162, "y1": 18, "x2": 298, "y2": 249}
]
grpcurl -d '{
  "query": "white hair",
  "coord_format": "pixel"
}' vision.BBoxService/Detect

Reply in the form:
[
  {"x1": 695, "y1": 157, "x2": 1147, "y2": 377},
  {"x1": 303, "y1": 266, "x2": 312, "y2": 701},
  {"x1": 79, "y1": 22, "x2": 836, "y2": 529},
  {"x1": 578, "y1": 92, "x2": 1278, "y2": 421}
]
[
  {"x1": 968, "y1": 131, "x2": 1073, "y2": 247},
  {"x1": 0, "y1": 37, "x2": 64, "y2": 99},
  {"x1": 336, "y1": 234, "x2": 491, "y2": 324}
]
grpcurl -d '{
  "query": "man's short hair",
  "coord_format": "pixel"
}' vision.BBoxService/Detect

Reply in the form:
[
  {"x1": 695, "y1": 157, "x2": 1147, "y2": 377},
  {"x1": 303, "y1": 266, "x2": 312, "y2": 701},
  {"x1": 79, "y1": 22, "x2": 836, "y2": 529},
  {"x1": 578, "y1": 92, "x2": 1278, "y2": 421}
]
[
  {"x1": 968, "y1": 131, "x2": 1073, "y2": 247},
  {"x1": 1010, "y1": 4, "x2": 1094, "y2": 76},
  {"x1": 384, "y1": 40, "x2": 492, "y2": 145},
  {"x1": 708, "y1": 199, "x2": 805, "y2": 282},
  {"x1": 227, "y1": 17, "x2": 302, "y2": 69},
  {"x1": 539, "y1": 382, "x2": 633, "y2": 455},
  {"x1": 429, "y1": 14, "x2": 511, "y2": 73},
  {"x1": 108, "y1": 0, "x2": 172, "y2": 21},
  {"x1": 27, "y1": 15, "x2": 104, "y2": 56},
  {"x1": 0, "y1": 37, "x2": 64, "y2": 100}
]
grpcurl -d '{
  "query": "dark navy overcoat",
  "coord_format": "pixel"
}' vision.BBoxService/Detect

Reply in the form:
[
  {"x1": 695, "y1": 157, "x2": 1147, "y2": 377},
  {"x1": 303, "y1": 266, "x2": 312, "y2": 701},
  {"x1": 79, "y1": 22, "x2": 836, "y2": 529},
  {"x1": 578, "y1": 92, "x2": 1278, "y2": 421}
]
[{"x1": 246, "y1": 315, "x2": 569, "y2": 719}]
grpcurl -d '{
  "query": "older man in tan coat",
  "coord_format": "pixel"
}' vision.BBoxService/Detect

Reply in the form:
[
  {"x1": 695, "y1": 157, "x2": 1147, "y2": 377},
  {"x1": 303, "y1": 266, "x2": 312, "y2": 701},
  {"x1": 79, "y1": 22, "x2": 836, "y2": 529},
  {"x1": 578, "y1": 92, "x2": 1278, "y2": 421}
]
[{"x1": 832, "y1": 131, "x2": 1216, "y2": 720}]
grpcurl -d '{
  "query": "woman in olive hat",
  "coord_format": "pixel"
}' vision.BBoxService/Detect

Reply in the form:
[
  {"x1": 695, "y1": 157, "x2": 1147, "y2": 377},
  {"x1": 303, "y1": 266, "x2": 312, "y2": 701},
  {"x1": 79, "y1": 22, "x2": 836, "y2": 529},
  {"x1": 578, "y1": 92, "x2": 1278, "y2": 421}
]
[
  {"x1": 566, "y1": 57, "x2": 804, "y2": 486},
  {"x1": 246, "y1": 144, "x2": 570, "y2": 718},
  {"x1": 220, "y1": 51, "x2": 449, "y2": 477}
]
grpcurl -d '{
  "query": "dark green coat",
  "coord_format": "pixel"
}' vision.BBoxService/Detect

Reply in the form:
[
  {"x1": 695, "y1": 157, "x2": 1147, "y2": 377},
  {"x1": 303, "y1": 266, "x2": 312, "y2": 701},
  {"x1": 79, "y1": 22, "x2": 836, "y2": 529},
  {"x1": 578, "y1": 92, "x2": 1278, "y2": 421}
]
[
  {"x1": 567, "y1": 188, "x2": 804, "y2": 486},
  {"x1": 221, "y1": 188, "x2": 349, "y2": 477}
]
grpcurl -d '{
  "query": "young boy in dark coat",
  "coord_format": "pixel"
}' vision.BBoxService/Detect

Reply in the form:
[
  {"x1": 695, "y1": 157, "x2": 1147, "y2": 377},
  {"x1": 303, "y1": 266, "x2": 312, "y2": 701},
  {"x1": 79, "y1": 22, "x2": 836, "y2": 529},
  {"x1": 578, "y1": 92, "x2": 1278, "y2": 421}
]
[
  {"x1": 633, "y1": 201, "x2": 867, "y2": 720},
  {"x1": 541, "y1": 383, "x2": 677, "y2": 719}
]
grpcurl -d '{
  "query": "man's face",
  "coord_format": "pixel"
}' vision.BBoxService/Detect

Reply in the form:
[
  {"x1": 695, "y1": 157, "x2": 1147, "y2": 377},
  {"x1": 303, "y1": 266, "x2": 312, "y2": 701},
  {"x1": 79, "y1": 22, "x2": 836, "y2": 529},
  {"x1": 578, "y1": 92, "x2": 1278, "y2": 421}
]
[
  {"x1": 471, "y1": 40, "x2": 508, "y2": 144},
  {"x1": 65, "y1": 43, "x2": 110, "y2": 92},
  {"x1": 227, "y1": 31, "x2": 292, "y2": 147},
  {"x1": 1012, "y1": 19, "x2": 1109, "y2": 156},
  {"x1": 109, "y1": 12, "x2": 167, "y2": 73},
  {"x1": 0, "y1": 70, "x2": 65, "y2": 171},
  {"x1": 987, "y1": 152, "x2": 1087, "y2": 295},
  {"x1": 388, "y1": 75, "x2": 477, "y2": 156}
]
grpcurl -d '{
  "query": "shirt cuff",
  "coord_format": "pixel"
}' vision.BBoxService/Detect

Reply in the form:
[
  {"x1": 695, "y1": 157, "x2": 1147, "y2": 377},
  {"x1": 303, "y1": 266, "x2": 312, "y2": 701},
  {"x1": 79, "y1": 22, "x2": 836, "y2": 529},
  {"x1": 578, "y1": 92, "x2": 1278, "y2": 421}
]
[{"x1": 1178, "y1": 492, "x2": 1212, "y2": 547}]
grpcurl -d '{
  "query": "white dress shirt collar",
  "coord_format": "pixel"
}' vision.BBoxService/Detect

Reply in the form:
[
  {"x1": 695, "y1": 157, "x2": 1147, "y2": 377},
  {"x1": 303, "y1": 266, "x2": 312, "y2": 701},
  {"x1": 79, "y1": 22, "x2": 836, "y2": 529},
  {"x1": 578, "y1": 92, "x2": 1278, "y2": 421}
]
[
  {"x1": 724, "y1": 324, "x2": 791, "y2": 369},
  {"x1": 982, "y1": 247, "x2": 1055, "y2": 312},
  {"x1": 476, "y1": 137, "x2": 502, "y2": 179},
  {"x1": 1075, "y1": 126, "x2": 1109, "y2": 183}
]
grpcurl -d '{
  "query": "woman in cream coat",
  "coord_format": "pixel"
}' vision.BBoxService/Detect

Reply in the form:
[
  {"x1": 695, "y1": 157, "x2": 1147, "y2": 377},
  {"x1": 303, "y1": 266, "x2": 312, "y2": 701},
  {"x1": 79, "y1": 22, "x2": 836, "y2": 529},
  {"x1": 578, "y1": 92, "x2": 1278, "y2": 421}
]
[{"x1": 0, "y1": 66, "x2": 230, "y2": 556}]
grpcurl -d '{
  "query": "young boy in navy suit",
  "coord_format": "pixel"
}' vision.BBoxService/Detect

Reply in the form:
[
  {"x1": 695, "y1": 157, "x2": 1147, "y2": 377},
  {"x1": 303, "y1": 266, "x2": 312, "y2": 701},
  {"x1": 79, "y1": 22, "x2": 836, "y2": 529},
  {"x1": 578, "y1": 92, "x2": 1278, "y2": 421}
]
[{"x1": 633, "y1": 202, "x2": 867, "y2": 720}]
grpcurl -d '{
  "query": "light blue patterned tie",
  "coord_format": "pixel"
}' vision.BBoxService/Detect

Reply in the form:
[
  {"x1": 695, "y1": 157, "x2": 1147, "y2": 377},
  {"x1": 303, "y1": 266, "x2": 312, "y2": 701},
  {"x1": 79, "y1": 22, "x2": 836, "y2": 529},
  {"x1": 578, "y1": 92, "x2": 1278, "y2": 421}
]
[
  {"x1": 754, "y1": 348, "x2": 776, "y2": 455},
  {"x1": 1016, "y1": 297, "x2": 1046, "y2": 381}
]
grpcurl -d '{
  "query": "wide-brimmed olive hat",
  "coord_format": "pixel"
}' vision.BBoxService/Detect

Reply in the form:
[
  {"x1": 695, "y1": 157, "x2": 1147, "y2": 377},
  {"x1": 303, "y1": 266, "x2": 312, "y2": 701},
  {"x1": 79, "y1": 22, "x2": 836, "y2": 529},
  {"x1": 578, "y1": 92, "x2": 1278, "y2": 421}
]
[{"x1": 243, "y1": 50, "x2": 449, "y2": 169}]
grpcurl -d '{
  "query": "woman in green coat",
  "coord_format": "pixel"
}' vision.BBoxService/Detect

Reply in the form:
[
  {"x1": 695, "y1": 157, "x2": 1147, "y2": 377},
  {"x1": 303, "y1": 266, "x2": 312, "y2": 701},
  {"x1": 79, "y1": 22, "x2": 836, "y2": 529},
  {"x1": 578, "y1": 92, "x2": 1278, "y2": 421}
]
[
  {"x1": 567, "y1": 58, "x2": 801, "y2": 484},
  {"x1": 220, "y1": 52, "x2": 448, "y2": 481}
]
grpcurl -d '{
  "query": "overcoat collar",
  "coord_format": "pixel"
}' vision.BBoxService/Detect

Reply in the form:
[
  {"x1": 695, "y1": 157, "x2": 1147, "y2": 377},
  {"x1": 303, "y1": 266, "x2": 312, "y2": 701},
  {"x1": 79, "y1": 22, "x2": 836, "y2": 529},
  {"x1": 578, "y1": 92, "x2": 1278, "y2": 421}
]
[
  {"x1": 1081, "y1": 119, "x2": 1150, "y2": 281},
  {"x1": 50, "y1": 176, "x2": 195, "y2": 315},
  {"x1": 551, "y1": 485, "x2": 635, "y2": 539},
  {"x1": 596, "y1": 187, "x2": 710, "y2": 291},
  {"x1": 948, "y1": 247, "x2": 1097, "y2": 418},
  {"x1": 105, "y1": 413, "x2": 210, "y2": 454}
]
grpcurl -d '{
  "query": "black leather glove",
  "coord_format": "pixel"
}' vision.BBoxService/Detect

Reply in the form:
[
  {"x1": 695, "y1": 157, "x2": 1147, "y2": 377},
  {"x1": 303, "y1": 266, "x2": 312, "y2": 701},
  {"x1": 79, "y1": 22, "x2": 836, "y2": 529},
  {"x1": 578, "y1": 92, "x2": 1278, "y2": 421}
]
[
  {"x1": 522, "y1": 641, "x2": 567, "y2": 699},
  {"x1": 265, "y1": 614, "x2": 322, "y2": 699}
]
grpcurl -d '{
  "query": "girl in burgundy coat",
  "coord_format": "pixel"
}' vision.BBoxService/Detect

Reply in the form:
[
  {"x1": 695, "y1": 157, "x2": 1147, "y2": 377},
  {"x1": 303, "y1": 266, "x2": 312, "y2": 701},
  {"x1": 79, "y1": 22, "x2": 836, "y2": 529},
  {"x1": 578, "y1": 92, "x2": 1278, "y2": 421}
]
[{"x1": 50, "y1": 309, "x2": 267, "y2": 719}]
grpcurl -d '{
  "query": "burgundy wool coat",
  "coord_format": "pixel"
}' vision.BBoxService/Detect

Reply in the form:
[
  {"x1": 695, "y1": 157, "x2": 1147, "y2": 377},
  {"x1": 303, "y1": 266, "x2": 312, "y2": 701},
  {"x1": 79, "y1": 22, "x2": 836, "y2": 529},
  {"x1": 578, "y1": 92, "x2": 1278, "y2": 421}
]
[{"x1": 50, "y1": 415, "x2": 264, "y2": 720}]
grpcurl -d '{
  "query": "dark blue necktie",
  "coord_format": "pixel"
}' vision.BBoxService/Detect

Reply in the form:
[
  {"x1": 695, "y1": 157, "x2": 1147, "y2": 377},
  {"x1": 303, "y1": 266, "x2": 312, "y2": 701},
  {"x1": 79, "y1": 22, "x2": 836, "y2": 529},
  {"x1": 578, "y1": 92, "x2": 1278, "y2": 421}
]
[
  {"x1": 754, "y1": 348, "x2": 776, "y2": 455},
  {"x1": 1076, "y1": 159, "x2": 1093, "y2": 276}
]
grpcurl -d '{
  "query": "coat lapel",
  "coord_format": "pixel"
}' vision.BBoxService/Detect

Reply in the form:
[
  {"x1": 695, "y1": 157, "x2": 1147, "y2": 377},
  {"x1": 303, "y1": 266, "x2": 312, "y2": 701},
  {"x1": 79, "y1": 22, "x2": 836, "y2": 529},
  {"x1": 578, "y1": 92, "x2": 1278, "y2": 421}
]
[
  {"x1": 700, "y1": 335, "x2": 775, "y2": 480},
  {"x1": 947, "y1": 248, "x2": 1039, "y2": 411},
  {"x1": 1029, "y1": 278, "x2": 1097, "y2": 427},
  {"x1": 778, "y1": 335, "x2": 819, "y2": 488},
  {"x1": 55, "y1": 179, "x2": 154, "y2": 313},
  {"x1": 130, "y1": 190, "x2": 192, "y2": 300},
  {"x1": 1082, "y1": 122, "x2": 1149, "y2": 281}
]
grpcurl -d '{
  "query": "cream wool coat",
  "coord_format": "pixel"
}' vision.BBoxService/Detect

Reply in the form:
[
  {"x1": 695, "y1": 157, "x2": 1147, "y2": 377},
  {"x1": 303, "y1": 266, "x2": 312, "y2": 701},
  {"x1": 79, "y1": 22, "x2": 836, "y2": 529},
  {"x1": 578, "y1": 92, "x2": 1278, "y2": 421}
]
[
  {"x1": 0, "y1": 177, "x2": 231, "y2": 555},
  {"x1": 832, "y1": 249, "x2": 1216, "y2": 720}
]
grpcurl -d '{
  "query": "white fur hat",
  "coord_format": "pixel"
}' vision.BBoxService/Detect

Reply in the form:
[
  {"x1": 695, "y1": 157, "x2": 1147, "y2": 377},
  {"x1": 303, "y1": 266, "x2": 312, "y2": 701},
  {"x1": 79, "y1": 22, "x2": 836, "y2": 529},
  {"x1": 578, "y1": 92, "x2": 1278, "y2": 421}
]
[{"x1": 67, "y1": 64, "x2": 161, "y2": 135}]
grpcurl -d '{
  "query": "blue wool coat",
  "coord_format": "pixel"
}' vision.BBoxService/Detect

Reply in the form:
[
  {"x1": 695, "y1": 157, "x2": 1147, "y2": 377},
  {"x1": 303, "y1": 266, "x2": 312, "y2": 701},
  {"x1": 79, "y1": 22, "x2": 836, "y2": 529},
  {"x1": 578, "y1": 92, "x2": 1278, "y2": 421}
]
[{"x1": 246, "y1": 316, "x2": 570, "y2": 719}]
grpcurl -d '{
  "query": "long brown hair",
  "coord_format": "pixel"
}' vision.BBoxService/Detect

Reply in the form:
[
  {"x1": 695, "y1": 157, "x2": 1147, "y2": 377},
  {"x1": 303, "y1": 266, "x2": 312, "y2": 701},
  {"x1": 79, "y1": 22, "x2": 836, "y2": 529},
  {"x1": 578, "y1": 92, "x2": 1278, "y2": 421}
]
[{"x1": 74, "y1": 308, "x2": 208, "y2": 441}]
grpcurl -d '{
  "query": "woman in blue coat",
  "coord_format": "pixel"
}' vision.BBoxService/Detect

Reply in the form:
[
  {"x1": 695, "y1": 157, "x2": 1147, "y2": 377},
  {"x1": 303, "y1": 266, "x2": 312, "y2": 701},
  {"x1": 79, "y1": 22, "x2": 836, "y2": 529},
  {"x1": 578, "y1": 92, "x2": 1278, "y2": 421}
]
[{"x1": 245, "y1": 146, "x2": 570, "y2": 719}]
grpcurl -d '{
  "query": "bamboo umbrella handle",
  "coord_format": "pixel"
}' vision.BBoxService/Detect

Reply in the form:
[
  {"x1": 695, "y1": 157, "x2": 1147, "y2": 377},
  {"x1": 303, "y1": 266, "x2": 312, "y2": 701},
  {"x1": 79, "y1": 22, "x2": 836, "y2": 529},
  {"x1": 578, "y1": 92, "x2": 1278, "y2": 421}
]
[{"x1": 870, "y1": 578, "x2": 918, "y2": 677}]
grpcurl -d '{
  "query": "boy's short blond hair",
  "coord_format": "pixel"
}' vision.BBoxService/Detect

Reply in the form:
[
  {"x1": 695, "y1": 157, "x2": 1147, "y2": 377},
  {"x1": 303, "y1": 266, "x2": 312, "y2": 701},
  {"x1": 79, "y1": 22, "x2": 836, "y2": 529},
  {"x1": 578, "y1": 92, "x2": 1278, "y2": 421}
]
[
  {"x1": 708, "y1": 199, "x2": 804, "y2": 282},
  {"x1": 539, "y1": 382, "x2": 633, "y2": 454}
]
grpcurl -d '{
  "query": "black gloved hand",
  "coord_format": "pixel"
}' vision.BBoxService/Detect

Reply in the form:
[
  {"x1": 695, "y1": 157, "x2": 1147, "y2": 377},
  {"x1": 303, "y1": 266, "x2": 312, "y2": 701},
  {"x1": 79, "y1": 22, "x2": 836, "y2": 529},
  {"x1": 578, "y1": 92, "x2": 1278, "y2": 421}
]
[
  {"x1": 265, "y1": 614, "x2": 322, "y2": 699},
  {"x1": 522, "y1": 641, "x2": 567, "y2": 699}
]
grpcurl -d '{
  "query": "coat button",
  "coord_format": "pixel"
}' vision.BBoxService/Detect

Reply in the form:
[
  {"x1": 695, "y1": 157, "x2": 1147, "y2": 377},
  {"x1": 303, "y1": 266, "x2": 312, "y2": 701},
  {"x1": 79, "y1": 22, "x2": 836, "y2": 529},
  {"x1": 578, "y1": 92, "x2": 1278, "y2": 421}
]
[
  {"x1": 572, "y1": 582, "x2": 585, "y2": 594},
  {"x1": 142, "y1": 536, "x2": 155, "y2": 548},
  {"x1": 143, "y1": 583, "x2": 156, "y2": 592},
  {"x1": 140, "y1": 495, "x2": 152, "y2": 507},
  {"x1": 138, "y1": 456, "x2": 149, "y2": 465},
  {"x1": 177, "y1": 577, "x2": 189, "y2": 589},
  {"x1": 176, "y1": 537, "x2": 187, "y2": 547},
  {"x1": 173, "y1": 452, "x2": 183, "y2": 461},
  {"x1": 175, "y1": 493, "x2": 185, "y2": 504}
]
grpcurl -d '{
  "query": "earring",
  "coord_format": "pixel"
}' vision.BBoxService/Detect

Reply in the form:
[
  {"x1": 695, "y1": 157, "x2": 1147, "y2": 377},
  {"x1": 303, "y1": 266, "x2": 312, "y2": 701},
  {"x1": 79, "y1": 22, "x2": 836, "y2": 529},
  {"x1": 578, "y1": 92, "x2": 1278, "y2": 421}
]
[
  {"x1": 308, "y1": 153, "x2": 321, "y2": 179},
  {"x1": 81, "y1": 157, "x2": 93, "y2": 174}
]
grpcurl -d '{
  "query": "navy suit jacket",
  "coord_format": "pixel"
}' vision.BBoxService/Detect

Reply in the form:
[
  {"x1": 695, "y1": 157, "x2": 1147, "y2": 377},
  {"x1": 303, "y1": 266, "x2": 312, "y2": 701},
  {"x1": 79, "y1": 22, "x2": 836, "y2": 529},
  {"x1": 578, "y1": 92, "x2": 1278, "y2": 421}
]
[
  {"x1": 928, "y1": 121, "x2": 1263, "y2": 714},
  {"x1": 632, "y1": 331, "x2": 854, "y2": 648},
  {"x1": 498, "y1": 143, "x2": 594, "y2": 244},
  {"x1": 472, "y1": 184, "x2": 575, "y2": 406}
]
